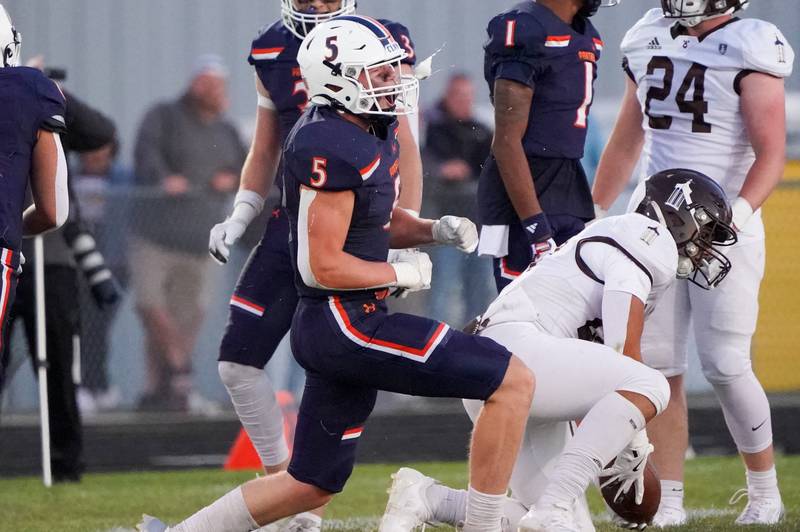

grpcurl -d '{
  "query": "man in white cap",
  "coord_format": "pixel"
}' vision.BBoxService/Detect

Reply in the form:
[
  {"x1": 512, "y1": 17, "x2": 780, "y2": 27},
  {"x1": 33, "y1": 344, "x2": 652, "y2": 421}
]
[{"x1": 132, "y1": 54, "x2": 247, "y2": 412}]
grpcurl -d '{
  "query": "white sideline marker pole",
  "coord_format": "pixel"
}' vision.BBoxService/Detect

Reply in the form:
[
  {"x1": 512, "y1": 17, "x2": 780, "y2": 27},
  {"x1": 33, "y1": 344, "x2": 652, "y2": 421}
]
[{"x1": 34, "y1": 235, "x2": 52, "y2": 487}]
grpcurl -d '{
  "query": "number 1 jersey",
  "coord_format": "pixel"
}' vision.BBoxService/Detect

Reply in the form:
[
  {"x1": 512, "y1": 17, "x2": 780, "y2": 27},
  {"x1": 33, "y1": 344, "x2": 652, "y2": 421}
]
[{"x1": 622, "y1": 8, "x2": 794, "y2": 200}]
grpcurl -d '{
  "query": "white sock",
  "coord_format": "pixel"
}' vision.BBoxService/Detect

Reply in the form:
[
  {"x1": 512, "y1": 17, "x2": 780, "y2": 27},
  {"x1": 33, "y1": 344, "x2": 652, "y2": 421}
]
[
  {"x1": 463, "y1": 486, "x2": 505, "y2": 532},
  {"x1": 746, "y1": 467, "x2": 780, "y2": 499},
  {"x1": 538, "y1": 392, "x2": 645, "y2": 506},
  {"x1": 660, "y1": 480, "x2": 685, "y2": 510},
  {"x1": 170, "y1": 486, "x2": 258, "y2": 532},
  {"x1": 427, "y1": 484, "x2": 468, "y2": 525},
  {"x1": 218, "y1": 362, "x2": 290, "y2": 466}
]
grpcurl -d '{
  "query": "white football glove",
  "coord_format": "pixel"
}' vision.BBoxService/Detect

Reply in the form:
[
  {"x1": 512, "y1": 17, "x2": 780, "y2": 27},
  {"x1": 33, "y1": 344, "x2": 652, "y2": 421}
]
[
  {"x1": 208, "y1": 190, "x2": 265, "y2": 265},
  {"x1": 389, "y1": 249, "x2": 432, "y2": 292},
  {"x1": 600, "y1": 429, "x2": 654, "y2": 506},
  {"x1": 209, "y1": 218, "x2": 247, "y2": 265},
  {"x1": 431, "y1": 215, "x2": 479, "y2": 253}
]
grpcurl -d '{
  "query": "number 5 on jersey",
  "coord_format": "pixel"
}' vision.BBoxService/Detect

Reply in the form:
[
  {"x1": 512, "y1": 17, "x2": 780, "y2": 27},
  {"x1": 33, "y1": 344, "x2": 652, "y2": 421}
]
[{"x1": 311, "y1": 157, "x2": 327, "y2": 188}]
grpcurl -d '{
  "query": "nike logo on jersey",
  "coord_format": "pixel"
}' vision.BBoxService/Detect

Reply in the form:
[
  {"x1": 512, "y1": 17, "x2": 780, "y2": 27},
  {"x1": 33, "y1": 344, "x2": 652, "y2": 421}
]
[
  {"x1": 752, "y1": 419, "x2": 768, "y2": 431},
  {"x1": 647, "y1": 37, "x2": 661, "y2": 50}
]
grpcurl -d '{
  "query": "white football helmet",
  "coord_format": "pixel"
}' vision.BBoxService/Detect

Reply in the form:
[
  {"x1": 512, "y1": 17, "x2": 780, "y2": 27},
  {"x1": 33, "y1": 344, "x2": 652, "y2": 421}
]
[
  {"x1": 298, "y1": 15, "x2": 419, "y2": 118},
  {"x1": 0, "y1": 3, "x2": 21, "y2": 68},
  {"x1": 281, "y1": 0, "x2": 356, "y2": 39},
  {"x1": 661, "y1": 0, "x2": 749, "y2": 27}
]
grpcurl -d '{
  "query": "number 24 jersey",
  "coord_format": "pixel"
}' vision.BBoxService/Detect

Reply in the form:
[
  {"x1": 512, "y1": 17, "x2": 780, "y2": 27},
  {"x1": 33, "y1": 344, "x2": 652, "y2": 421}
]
[{"x1": 622, "y1": 9, "x2": 794, "y2": 200}]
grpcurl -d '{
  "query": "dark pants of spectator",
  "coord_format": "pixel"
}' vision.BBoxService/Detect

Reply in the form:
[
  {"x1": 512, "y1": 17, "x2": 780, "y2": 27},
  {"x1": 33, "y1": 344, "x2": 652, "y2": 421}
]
[{"x1": 3, "y1": 266, "x2": 83, "y2": 481}]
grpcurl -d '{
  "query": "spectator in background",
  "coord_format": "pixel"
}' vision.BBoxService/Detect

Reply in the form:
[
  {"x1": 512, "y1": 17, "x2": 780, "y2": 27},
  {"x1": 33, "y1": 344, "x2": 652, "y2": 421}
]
[
  {"x1": 132, "y1": 55, "x2": 246, "y2": 412},
  {"x1": 422, "y1": 73, "x2": 494, "y2": 326},
  {"x1": 73, "y1": 140, "x2": 133, "y2": 414}
]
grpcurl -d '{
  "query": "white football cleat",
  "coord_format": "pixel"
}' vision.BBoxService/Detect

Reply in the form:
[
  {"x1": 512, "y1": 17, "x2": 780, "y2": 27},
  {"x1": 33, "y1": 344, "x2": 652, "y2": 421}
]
[
  {"x1": 650, "y1": 506, "x2": 687, "y2": 528},
  {"x1": 379, "y1": 467, "x2": 435, "y2": 532},
  {"x1": 517, "y1": 502, "x2": 581, "y2": 532},
  {"x1": 730, "y1": 489, "x2": 785, "y2": 525},
  {"x1": 137, "y1": 515, "x2": 168, "y2": 532}
]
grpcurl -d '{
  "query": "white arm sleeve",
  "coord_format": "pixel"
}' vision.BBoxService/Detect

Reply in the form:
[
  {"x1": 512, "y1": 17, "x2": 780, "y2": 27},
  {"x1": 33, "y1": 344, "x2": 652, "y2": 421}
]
[
  {"x1": 579, "y1": 241, "x2": 652, "y2": 353},
  {"x1": 602, "y1": 290, "x2": 634, "y2": 354},
  {"x1": 53, "y1": 133, "x2": 69, "y2": 228}
]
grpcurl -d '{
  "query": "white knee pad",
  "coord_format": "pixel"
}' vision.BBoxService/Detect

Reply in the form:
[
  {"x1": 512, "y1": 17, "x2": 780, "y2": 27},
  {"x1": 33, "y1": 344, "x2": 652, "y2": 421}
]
[
  {"x1": 698, "y1": 333, "x2": 754, "y2": 385},
  {"x1": 218, "y1": 361, "x2": 290, "y2": 467},
  {"x1": 618, "y1": 363, "x2": 671, "y2": 415}
]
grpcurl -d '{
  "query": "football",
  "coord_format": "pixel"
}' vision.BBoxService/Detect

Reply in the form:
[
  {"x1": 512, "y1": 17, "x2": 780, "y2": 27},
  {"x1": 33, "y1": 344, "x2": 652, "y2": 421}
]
[{"x1": 600, "y1": 460, "x2": 661, "y2": 525}]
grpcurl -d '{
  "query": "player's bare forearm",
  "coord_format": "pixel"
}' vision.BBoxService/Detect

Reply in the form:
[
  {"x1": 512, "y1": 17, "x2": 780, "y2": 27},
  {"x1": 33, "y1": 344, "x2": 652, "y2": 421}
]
[
  {"x1": 388, "y1": 207, "x2": 435, "y2": 248},
  {"x1": 738, "y1": 73, "x2": 787, "y2": 210},
  {"x1": 24, "y1": 130, "x2": 67, "y2": 235},
  {"x1": 396, "y1": 114, "x2": 423, "y2": 213},
  {"x1": 593, "y1": 78, "x2": 644, "y2": 210},
  {"x1": 305, "y1": 187, "x2": 398, "y2": 290},
  {"x1": 239, "y1": 78, "x2": 282, "y2": 197},
  {"x1": 492, "y1": 79, "x2": 542, "y2": 219},
  {"x1": 313, "y1": 249, "x2": 398, "y2": 290}
]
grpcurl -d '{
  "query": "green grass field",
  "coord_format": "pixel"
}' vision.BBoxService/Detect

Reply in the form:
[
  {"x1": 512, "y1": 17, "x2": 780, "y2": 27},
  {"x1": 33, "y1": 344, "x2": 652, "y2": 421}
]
[{"x1": 0, "y1": 456, "x2": 797, "y2": 531}]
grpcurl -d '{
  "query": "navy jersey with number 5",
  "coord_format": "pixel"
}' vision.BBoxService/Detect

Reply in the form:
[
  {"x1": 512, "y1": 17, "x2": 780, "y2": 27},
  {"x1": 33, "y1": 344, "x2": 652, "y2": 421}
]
[
  {"x1": 0, "y1": 66, "x2": 67, "y2": 251},
  {"x1": 283, "y1": 106, "x2": 400, "y2": 300}
]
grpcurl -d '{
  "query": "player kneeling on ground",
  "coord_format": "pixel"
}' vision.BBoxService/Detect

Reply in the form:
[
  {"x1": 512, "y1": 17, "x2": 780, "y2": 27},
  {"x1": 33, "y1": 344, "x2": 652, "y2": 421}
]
[
  {"x1": 380, "y1": 169, "x2": 737, "y2": 532},
  {"x1": 139, "y1": 15, "x2": 534, "y2": 532}
]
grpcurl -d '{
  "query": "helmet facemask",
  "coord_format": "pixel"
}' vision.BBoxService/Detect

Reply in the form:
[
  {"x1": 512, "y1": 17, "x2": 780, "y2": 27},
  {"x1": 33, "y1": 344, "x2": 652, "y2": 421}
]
[
  {"x1": 343, "y1": 57, "x2": 419, "y2": 118},
  {"x1": 281, "y1": 0, "x2": 356, "y2": 39},
  {"x1": 660, "y1": 0, "x2": 748, "y2": 27},
  {"x1": 674, "y1": 204, "x2": 737, "y2": 289}
]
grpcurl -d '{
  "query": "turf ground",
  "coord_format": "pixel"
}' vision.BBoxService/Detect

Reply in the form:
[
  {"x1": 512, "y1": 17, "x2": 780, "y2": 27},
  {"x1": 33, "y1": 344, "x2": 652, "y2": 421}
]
[{"x1": 0, "y1": 455, "x2": 797, "y2": 531}]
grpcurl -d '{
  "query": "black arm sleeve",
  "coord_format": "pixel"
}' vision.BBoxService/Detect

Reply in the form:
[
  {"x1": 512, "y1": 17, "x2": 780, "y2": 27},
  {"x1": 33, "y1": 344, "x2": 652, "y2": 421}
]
[{"x1": 62, "y1": 90, "x2": 117, "y2": 153}]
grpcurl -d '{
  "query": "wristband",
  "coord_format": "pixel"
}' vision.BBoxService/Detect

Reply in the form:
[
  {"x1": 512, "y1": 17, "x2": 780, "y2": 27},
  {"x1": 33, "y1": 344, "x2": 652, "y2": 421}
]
[{"x1": 520, "y1": 212, "x2": 553, "y2": 245}]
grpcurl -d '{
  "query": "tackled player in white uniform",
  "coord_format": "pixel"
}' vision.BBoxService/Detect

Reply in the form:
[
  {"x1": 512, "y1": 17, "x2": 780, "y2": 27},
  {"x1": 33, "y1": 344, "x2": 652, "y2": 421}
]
[
  {"x1": 380, "y1": 170, "x2": 738, "y2": 532},
  {"x1": 592, "y1": 0, "x2": 793, "y2": 526}
]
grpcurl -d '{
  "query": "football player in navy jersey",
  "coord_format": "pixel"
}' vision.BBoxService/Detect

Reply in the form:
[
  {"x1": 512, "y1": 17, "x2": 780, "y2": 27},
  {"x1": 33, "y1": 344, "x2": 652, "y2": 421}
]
[
  {"x1": 0, "y1": 4, "x2": 69, "y2": 391},
  {"x1": 478, "y1": 0, "x2": 619, "y2": 291},
  {"x1": 140, "y1": 17, "x2": 534, "y2": 532},
  {"x1": 205, "y1": 3, "x2": 423, "y2": 529}
]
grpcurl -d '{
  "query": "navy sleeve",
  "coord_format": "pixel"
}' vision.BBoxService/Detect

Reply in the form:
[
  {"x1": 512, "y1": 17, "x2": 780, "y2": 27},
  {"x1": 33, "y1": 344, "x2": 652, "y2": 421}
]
[
  {"x1": 288, "y1": 129, "x2": 364, "y2": 192},
  {"x1": 484, "y1": 13, "x2": 547, "y2": 89},
  {"x1": 382, "y1": 20, "x2": 416, "y2": 67},
  {"x1": 33, "y1": 72, "x2": 67, "y2": 135}
]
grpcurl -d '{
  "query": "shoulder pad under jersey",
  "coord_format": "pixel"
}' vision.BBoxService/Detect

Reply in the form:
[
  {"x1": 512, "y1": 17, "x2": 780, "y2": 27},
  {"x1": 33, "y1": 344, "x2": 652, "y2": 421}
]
[
  {"x1": 734, "y1": 18, "x2": 794, "y2": 78},
  {"x1": 286, "y1": 111, "x2": 381, "y2": 191}
]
